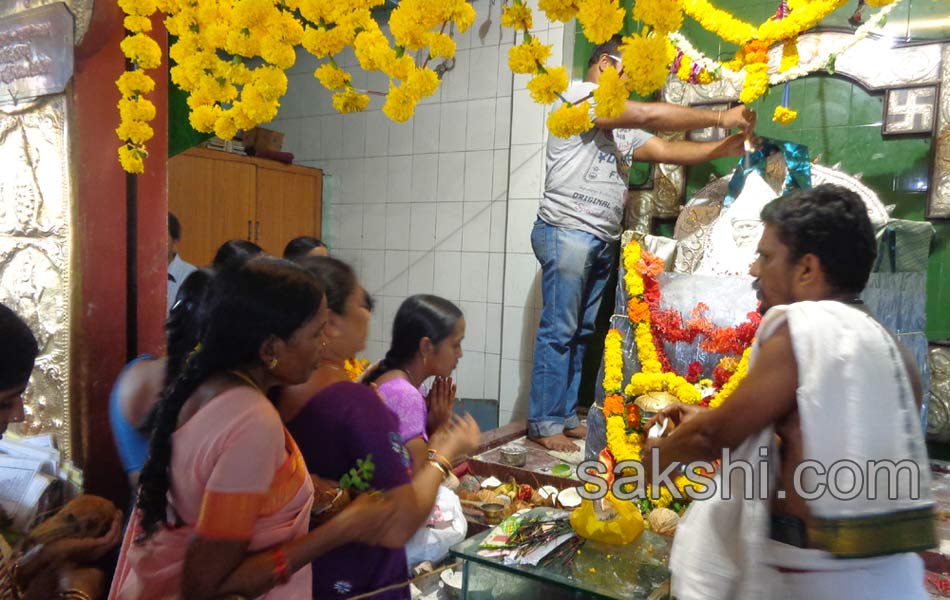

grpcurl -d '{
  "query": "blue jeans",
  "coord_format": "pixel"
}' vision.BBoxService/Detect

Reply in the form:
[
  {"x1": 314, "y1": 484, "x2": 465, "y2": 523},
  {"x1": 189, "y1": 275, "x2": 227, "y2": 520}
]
[{"x1": 528, "y1": 219, "x2": 616, "y2": 438}]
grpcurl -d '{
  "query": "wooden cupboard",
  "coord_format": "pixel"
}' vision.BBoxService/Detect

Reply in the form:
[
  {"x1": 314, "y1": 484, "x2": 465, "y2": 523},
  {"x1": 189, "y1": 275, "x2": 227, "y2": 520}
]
[{"x1": 168, "y1": 147, "x2": 323, "y2": 266}]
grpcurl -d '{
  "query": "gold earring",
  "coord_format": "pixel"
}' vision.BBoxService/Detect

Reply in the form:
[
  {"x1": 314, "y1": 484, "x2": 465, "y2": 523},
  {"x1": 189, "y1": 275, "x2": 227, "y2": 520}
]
[{"x1": 267, "y1": 357, "x2": 279, "y2": 370}]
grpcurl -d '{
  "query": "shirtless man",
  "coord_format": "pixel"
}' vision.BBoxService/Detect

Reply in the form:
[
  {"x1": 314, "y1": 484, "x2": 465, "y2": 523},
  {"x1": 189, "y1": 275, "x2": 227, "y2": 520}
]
[{"x1": 644, "y1": 184, "x2": 932, "y2": 600}]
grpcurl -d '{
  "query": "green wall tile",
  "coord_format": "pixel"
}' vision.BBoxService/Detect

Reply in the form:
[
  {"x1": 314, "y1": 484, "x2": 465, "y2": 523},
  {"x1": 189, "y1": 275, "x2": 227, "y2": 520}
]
[{"x1": 801, "y1": 77, "x2": 853, "y2": 129}]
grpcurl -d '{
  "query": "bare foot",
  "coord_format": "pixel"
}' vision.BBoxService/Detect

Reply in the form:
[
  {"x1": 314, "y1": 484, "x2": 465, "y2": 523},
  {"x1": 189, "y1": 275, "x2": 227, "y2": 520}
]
[
  {"x1": 564, "y1": 425, "x2": 587, "y2": 439},
  {"x1": 530, "y1": 433, "x2": 579, "y2": 452}
]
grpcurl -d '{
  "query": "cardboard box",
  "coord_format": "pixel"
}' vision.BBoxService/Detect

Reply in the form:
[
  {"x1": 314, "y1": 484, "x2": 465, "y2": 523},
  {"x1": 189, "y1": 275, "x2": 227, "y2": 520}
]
[{"x1": 243, "y1": 127, "x2": 284, "y2": 153}]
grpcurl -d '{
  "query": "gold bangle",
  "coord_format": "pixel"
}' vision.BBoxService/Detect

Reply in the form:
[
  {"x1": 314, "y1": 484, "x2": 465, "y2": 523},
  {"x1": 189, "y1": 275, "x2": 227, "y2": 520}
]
[
  {"x1": 427, "y1": 449, "x2": 454, "y2": 474},
  {"x1": 60, "y1": 591, "x2": 93, "y2": 600},
  {"x1": 716, "y1": 110, "x2": 722, "y2": 129},
  {"x1": 428, "y1": 460, "x2": 450, "y2": 480}
]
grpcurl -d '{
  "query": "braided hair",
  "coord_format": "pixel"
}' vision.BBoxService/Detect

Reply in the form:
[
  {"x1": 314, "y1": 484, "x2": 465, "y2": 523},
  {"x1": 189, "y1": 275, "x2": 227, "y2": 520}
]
[
  {"x1": 138, "y1": 269, "x2": 214, "y2": 436},
  {"x1": 362, "y1": 294, "x2": 462, "y2": 385},
  {"x1": 136, "y1": 258, "x2": 325, "y2": 539}
]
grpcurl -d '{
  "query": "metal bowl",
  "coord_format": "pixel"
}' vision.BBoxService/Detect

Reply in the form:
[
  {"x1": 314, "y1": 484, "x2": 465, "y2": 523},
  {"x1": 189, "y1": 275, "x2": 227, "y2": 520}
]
[
  {"x1": 480, "y1": 502, "x2": 506, "y2": 524},
  {"x1": 500, "y1": 445, "x2": 527, "y2": 467}
]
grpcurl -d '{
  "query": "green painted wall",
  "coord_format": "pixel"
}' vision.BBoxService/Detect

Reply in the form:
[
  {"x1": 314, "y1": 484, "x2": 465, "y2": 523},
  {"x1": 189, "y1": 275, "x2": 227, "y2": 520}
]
[{"x1": 572, "y1": 0, "x2": 950, "y2": 341}]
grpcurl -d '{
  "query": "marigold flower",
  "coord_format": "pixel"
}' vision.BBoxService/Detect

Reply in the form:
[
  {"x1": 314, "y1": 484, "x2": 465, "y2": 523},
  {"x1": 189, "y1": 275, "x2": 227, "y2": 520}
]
[
  {"x1": 333, "y1": 88, "x2": 370, "y2": 113},
  {"x1": 116, "y1": 119, "x2": 155, "y2": 144},
  {"x1": 632, "y1": 0, "x2": 682, "y2": 33},
  {"x1": 118, "y1": 0, "x2": 157, "y2": 17},
  {"x1": 118, "y1": 97, "x2": 157, "y2": 123},
  {"x1": 121, "y1": 33, "x2": 162, "y2": 69},
  {"x1": 780, "y1": 38, "x2": 799, "y2": 73},
  {"x1": 123, "y1": 15, "x2": 153, "y2": 33},
  {"x1": 118, "y1": 145, "x2": 145, "y2": 174},
  {"x1": 576, "y1": 0, "x2": 624, "y2": 44},
  {"x1": 501, "y1": 2, "x2": 533, "y2": 30},
  {"x1": 315, "y1": 62, "x2": 352, "y2": 90},
  {"x1": 739, "y1": 62, "x2": 769, "y2": 104},
  {"x1": 383, "y1": 83, "x2": 417, "y2": 122},
  {"x1": 538, "y1": 0, "x2": 578, "y2": 22},
  {"x1": 188, "y1": 104, "x2": 220, "y2": 132},
  {"x1": 592, "y1": 66, "x2": 627, "y2": 118},
  {"x1": 620, "y1": 33, "x2": 673, "y2": 96},
  {"x1": 116, "y1": 70, "x2": 156, "y2": 96},
  {"x1": 425, "y1": 32, "x2": 456, "y2": 59},
  {"x1": 508, "y1": 37, "x2": 552, "y2": 74},
  {"x1": 547, "y1": 101, "x2": 594, "y2": 138},
  {"x1": 405, "y1": 67, "x2": 440, "y2": 99},
  {"x1": 527, "y1": 67, "x2": 568, "y2": 104}
]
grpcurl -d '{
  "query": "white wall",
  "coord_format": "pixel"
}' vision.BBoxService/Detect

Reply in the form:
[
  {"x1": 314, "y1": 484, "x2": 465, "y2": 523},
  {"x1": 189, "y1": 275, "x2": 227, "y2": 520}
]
[{"x1": 271, "y1": 0, "x2": 570, "y2": 425}]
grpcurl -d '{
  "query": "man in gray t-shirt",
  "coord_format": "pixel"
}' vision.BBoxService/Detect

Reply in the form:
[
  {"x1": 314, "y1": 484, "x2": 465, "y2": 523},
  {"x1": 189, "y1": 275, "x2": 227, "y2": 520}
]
[{"x1": 529, "y1": 35, "x2": 756, "y2": 451}]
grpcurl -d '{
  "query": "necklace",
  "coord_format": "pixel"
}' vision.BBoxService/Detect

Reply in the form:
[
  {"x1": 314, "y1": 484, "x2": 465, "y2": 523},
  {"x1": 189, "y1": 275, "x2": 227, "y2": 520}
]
[{"x1": 228, "y1": 369, "x2": 264, "y2": 394}]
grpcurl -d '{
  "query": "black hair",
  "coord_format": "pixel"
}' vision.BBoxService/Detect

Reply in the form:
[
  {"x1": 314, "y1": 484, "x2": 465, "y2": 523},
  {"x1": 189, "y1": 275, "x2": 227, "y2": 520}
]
[
  {"x1": 588, "y1": 35, "x2": 624, "y2": 67},
  {"x1": 137, "y1": 269, "x2": 216, "y2": 436},
  {"x1": 212, "y1": 239, "x2": 263, "y2": 270},
  {"x1": 294, "y1": 256, "x2": 374, "y2": 315},
  {"x1": 0, "y1": 304, "x2": 38, "y2": 389},
  {"x1": 136, "y1": 258, "x2": 325, "y2": 539},
  {"x1": 168, "y1": 213, "x2": 181, "y2": 242},
  {"x1": 283, "y1": 236, "x2": 328, "y2": 261},
  {"x1": 363, "y1": 295, "x2": 462, "y2": 384},
  {"x1": 760, "y1": 184, "x2": 877, "y2": 295}
]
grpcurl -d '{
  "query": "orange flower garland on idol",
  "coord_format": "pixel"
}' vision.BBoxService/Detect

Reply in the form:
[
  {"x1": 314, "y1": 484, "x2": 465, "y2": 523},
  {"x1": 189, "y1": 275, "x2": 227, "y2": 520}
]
[{"x1": 601, "y1": 240, "x2": 759, "y2": 478}]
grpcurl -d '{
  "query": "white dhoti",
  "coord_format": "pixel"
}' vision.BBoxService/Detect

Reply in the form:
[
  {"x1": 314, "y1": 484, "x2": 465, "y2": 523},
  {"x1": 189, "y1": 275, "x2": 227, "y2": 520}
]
[
  {"x1": 763, "y1": 541, "x2": 927, "y2": 600},
  {"x1": 671, "y1": 300, "x2": 935, "y2": 600}
]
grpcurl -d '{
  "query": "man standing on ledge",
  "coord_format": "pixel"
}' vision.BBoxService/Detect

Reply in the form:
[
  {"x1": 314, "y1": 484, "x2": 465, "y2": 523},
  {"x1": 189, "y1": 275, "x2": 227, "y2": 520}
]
[{"x1": 529, "y1": 35, "x2": 756, "y2": 451}]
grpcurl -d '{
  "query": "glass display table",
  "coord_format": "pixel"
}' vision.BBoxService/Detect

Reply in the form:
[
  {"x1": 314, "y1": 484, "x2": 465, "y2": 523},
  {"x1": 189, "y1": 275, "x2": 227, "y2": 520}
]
[{"x1": 450, "y1": 528, "x2": 671, "y2": 599}]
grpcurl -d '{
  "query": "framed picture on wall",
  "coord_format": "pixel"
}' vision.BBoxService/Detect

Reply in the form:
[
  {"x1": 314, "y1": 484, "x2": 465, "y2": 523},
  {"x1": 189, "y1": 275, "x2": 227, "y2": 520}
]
[
  {"x1": 686, "y1": 102, "x2": 733, "y2": 143},
  {"x1": 883, "y1": 86, "x2": 937, "y2": 136}
]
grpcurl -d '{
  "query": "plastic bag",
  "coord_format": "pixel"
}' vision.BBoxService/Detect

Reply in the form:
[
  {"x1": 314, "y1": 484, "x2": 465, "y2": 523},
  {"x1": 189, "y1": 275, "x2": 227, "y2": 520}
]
[
  {"x1": 570, "y1": 492, "x2": 645, "y2": 545},
  {"x1": 405, "y1": 485, "x2": 468, "y2": 567}
]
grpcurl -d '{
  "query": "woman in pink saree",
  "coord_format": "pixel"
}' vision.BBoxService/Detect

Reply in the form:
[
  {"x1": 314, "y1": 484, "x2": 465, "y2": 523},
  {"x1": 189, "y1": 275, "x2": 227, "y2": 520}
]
[{"x1": 110, "y1": 259, "x2": 396, "y2": 600}]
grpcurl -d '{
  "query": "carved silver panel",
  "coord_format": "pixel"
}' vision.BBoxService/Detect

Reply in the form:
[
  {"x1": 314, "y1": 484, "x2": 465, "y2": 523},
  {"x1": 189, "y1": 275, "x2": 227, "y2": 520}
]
[
  {"x1": 928, "y1": 345, "x2": 950, "y2": 442},
  {"x1": 0, "y1": 3, "x2": 75, "y2": 105},
  {"x1": 0, "y1": 0, "x2": 93, "y2": 43},
  {"x1": 930, "y1": 45, "x2": 950, "y2": 219},
  {"x1": 0, "y1": 93, "x2": 73, "y2": 459}
]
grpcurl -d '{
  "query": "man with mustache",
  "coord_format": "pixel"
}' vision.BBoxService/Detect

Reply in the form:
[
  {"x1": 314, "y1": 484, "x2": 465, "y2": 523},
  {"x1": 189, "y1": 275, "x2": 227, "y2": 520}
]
[{"x1": 645, "y1": 184, "x2": 933, "y2": 600}]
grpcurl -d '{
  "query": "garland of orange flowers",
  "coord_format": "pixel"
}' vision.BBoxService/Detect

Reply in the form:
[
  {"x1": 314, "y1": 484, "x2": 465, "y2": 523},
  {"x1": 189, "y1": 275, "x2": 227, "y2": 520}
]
[{"x1": 601, "y1": 239, "x2": 758, "y2": 477}]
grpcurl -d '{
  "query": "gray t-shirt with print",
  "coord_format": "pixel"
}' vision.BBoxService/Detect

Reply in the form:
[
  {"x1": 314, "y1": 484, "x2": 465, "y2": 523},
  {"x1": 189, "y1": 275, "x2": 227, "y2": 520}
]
[{"x1": 539, "y1": 81, "x2": 654, "y2": 242}]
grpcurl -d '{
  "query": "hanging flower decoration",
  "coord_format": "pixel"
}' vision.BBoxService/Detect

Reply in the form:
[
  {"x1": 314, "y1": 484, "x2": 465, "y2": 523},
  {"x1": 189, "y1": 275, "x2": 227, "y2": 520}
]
[
  {"x1": 116, "y1": 0, "x2": 162, "y2": 174},
  {"x1": 116, "y1": 0, "x2": 475, "y2": 173},
  {"x1": 500, "y1": 0, "x2": 899, "y2": 140}
]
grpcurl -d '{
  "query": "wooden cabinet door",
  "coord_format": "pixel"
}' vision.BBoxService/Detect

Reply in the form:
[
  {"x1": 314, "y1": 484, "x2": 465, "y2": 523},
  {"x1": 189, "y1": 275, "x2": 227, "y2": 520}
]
[
  {"x1": 168, "y1": 152, "x2": 256, "y2": 266},
  {"x1": 254, "y1": 166, "x2": 322, "y2": 257}
]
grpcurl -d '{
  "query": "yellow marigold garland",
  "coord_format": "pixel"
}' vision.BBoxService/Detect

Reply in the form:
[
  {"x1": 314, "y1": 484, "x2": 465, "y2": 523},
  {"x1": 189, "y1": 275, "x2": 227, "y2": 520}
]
[
  {"x1": 116, "y1": 2, "x2": 160, "y2": 174},
  {"x1": 603, "y1": 329, "x2": 624, "y2": 394},
  {"x1": 708, "y1": 347, "x2": 751, "y2": 408},
  {"x1": 592, "y1": 66, "x2": 627, "y2": 119},
  {"x1": 117, "y1": 0, "x2": 474, "y2": 172}
]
